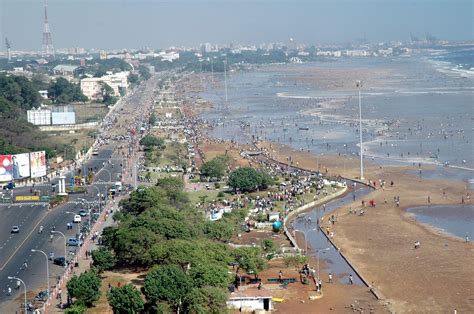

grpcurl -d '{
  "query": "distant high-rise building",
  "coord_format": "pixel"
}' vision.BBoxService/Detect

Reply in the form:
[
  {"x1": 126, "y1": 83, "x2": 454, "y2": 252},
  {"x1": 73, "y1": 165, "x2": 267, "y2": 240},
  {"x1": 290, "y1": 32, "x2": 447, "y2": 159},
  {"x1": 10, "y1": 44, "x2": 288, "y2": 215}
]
[
  {"x1": 42, "y1": 0, "x2": 54, "y2": 57},
  {"x1": 99, "y1": 50, "x2": 107, "y2": 60}
]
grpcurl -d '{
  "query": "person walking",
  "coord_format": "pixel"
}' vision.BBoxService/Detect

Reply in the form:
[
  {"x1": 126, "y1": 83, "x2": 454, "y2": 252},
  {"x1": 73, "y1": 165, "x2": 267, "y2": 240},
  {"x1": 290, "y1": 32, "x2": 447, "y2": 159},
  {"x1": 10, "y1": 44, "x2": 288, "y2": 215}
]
[
  {"x1": 328, "y1": 272, "x2": 333, "y2": 283},
  {"x1": 349, "y1": 274, "x2": 353, "y2": 285}
]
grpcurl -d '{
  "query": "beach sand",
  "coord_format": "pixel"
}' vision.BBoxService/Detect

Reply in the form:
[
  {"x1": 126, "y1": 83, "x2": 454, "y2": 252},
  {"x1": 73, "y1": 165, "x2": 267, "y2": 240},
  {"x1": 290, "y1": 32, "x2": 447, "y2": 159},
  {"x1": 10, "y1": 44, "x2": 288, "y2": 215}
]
[{"x1": 257, "y1": 141, "x2": 474, "y2": 313}]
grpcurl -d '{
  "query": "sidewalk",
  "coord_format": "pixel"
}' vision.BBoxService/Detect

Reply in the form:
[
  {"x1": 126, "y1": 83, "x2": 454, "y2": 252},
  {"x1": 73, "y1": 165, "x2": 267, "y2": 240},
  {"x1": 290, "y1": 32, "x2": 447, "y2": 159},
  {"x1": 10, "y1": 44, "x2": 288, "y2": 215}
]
[{"x1": 46, "y1": 195, "x2": 122, "y2": 313}]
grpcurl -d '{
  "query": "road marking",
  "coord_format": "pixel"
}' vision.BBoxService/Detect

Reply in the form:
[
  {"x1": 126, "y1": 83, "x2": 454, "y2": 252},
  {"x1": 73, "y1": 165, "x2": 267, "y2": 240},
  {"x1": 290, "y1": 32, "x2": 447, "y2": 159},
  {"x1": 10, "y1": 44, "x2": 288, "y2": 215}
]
[{"x1": 0, "y1": 210, "x2": 50, "y2": 271}]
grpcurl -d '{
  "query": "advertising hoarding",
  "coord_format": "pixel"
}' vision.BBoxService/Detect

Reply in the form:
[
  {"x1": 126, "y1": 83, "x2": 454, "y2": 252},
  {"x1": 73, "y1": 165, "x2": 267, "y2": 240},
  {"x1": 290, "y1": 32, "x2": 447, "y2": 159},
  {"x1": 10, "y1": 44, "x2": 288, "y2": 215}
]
[
  {"x1": 30, "y1": 151, "x2": 47, "y2": 178},
  {"x1": 12, "y1": 153, "x2": 31, "y2": 179},
  {"x1": 0, "y1": 155, "x2": 13, "y2": 182},
  {"x1": 51, "y1": 112, "x2": 76, "y2": 125}
]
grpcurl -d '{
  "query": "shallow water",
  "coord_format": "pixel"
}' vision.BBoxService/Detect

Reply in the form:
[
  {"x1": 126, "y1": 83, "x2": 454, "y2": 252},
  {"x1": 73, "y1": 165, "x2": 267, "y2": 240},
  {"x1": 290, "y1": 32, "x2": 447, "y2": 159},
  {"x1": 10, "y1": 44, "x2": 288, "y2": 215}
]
[
  {"x1": 407, "y1": 204, "x2": 474, "y2": 239},
  {"x1": 201, "y1": 55, "x2": 474, "y2": 174},
  {"x1": 291, "y1": 186, "x2": 372, "y2": 286}
]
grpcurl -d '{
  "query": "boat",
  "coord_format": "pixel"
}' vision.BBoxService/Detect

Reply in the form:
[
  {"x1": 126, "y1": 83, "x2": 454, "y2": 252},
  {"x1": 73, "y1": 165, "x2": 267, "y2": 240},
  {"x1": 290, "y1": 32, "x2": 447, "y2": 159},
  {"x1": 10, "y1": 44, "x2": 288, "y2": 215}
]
[{"x1": 299, "y1": 127, "x2": 309, "y2": 131}]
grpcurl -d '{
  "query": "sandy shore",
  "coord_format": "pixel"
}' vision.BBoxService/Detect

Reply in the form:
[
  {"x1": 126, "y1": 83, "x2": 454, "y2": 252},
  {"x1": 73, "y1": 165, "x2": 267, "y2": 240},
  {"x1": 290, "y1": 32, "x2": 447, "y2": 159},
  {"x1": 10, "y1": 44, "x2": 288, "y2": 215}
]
[{"x1": 256, "y1": 141, "x2": 473, "y2": 313}]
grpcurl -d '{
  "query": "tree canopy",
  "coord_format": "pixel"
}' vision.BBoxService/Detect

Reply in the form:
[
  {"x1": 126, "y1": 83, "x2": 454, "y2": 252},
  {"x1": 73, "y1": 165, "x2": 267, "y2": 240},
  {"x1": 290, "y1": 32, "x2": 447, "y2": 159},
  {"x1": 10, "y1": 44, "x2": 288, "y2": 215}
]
[
  {"x1": 228, "y1": 167, "x2": 274, "y2": 192},
  {"x1": 232, "y1": 247, "x2": 268, "y2": 278},
  {"x1": 139, "y1": 135, "x2": 165, "y2": 150},
  {"x1": 200, "y1": 155, "x2": 228, "y2": 179},
  {"x1": 144, "y1": 264, "x2": 192, "y2": 310},
  {"x1": 66, "y1": 270, "x2": 101, "y2": 306},
  {"x1": 48, "y1": 77, "x2": 87, "y2": 103},
  {"x1": 107, "y1": 284, "x2": 144, "y2": 314},
  {"x1": 91, "y1": 248, "x2": 116, "y2": 273}
]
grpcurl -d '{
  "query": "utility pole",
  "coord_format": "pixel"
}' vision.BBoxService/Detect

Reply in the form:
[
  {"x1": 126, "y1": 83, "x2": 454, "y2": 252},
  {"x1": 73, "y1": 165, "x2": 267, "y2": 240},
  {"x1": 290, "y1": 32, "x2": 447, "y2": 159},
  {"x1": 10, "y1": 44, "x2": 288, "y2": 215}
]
[{"x1": 356, "y1": 80, "x2": 364, "y2": 180}]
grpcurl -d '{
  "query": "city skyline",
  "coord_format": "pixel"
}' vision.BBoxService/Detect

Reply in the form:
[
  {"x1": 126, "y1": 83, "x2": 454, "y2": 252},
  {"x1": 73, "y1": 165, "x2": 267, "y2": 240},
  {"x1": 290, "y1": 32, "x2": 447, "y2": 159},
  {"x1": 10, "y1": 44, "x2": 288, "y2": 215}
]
[{"x1": 1, "y1": 0, "x2": 473, "y2": 51}]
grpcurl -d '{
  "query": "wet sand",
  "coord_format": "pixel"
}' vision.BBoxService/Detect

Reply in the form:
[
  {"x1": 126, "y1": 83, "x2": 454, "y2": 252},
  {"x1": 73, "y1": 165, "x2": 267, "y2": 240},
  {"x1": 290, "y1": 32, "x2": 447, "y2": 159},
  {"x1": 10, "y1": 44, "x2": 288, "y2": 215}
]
[{"x1": 257, "y1": 141, "x2": 474, "y2": 313}]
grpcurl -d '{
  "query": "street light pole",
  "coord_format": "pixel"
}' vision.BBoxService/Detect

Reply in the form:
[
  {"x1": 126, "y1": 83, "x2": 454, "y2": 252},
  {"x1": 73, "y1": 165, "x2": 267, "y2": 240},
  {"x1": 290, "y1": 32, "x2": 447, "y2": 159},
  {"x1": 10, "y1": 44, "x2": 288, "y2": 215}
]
[
  {"x1": 223, "y1": 57, "x2": 228, "y2": 103},
  {"x1": 316, "y1": 247, "x2": 331, "y2": 280},
  {"x1": 356, "y1": 80, "x2": 364, "y2": 180},
  {"x1": 8, "y1": 276, "x2": 26, "y2": 312},
  {"x1": 31, "y1": 249, "x2": 50, "y2": 297},
  {"x1": 294, "y1": 229, "x2": 307, "y2": 255},
  {"x1": 51, "y1": 230, "x2": 67, "y2": 265}
]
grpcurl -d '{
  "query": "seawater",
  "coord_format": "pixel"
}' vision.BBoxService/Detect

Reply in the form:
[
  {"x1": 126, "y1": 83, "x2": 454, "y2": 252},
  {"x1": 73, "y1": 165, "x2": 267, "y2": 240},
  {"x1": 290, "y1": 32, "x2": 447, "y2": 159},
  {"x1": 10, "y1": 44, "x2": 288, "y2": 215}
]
[{"x1": 200, "y1": 53, "x2": 474, "y2": 172}]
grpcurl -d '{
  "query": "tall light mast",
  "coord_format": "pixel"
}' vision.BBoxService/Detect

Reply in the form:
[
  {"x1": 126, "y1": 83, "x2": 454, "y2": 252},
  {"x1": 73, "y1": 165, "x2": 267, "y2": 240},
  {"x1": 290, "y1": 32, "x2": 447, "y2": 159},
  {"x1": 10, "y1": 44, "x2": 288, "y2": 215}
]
[
  {"x1": 356, "y1": 80, "x2": 364, "y2": 180},
  {"x1": 42, "y1": 0, "x2": 54, "y2": 57}
]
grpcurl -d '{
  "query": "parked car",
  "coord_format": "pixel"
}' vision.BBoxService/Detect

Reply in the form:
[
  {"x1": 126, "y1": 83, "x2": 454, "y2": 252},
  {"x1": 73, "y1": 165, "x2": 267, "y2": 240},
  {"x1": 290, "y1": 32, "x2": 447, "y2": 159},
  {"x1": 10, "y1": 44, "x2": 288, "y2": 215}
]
[
  {"x1": 73, "y1": 215, "x2": 81, "y2": 223},
  {"x1": 53, "y1": 256, "x2": 66, "y2": 266},
  {"x1": 11, "y1": 226, "x2": 20, "y2": 233},
  {"x1": 67, "y1": 238, "x2": 82, "y2": 246}
]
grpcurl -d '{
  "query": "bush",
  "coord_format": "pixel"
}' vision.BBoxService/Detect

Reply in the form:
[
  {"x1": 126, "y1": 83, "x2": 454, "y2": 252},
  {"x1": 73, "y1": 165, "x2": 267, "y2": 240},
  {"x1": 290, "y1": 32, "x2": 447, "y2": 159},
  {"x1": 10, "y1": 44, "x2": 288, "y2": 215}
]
[
  {"x1": 217, "y1": 191, "x2": 225, "y2": 198},
  {"x1": 64, "y1": 302, "x2": 87, "y2": 314}
]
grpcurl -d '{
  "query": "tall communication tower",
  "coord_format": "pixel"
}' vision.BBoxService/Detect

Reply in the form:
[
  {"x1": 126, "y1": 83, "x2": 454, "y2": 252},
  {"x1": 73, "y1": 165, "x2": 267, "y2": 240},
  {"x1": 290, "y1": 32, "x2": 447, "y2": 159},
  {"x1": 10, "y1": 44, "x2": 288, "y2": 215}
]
[
  {"x1": 42, "y1": 0, "x2": 54, "y2": 57},
  {"x1": 5, "y1": 38, "x2": 12, "y2": 62}
]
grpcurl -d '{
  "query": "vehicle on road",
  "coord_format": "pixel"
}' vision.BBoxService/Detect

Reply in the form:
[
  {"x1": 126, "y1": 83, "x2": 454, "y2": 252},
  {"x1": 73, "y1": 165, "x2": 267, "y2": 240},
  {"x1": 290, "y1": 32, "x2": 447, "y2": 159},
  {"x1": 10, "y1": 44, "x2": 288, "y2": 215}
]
[
  {"x1": 67, "y1": 238, "x2": 82, "y2": 246},
  {"x1": 78, "y1": 209, "x2": 88, "y2": 217},
  {"x1": 53, "y1": 256, "x2": 66, "y2": 266},
  {"x1": 115, "y1": 181, "x2": 123, "y2": 192},
  {"x1": 73, "y1": 215, "x2": 81, "y2": 223},
  {"x1": 92, "y1": 150, "x2": 99, "y2": 156},
  {"x1": 2, "y1": 182, "x2": 15, "y2": 190},
  {"x1": 11, "y1": 226, "x2": 20, "y2": 233}
]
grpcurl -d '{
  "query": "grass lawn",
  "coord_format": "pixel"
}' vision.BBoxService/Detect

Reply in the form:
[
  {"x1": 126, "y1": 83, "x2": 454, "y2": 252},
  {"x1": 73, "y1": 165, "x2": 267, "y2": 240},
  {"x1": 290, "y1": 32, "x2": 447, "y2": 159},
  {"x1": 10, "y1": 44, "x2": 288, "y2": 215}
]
[
  {"x1": 188, "y1": 189, "x2": 222, "y2": 205},
  {"x1": 145, "y1": 142, "x2": 187, "y2": 168}
]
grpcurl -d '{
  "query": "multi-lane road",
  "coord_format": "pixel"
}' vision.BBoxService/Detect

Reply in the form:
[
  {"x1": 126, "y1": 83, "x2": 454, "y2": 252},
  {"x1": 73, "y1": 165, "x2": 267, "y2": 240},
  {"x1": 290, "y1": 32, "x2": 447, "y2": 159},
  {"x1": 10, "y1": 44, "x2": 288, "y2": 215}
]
[
  {"x1": 0, "y1": 148, "x2": 122, "y2": 309},
  {"x1": 0, "y1": 74, "x2": 160, "y2": 311}
]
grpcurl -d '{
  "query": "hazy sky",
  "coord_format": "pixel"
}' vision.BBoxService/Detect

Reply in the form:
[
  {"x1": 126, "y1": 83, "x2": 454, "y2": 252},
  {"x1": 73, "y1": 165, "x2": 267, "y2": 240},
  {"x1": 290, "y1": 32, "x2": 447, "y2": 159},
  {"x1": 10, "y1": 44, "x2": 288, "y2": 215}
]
[{"x1": 1, "y1": 0, "x2": 472, "y2": 51}]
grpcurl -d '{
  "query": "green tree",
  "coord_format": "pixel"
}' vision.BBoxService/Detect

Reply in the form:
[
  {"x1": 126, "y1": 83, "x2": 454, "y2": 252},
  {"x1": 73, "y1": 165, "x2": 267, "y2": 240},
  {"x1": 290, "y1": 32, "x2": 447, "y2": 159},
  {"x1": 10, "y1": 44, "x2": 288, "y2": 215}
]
[
  {"x1": 262, "y1": 239, "x2": 277, "y2": 254},
  {"x1": 128, "y1": 73, "x2": 139, "y2": 87},
  {"x1": 64, "y1": 303, "x2": 87, "y2": 314},
  {"x1": 138, "y1": 65, "x2": 152, "y2": 80},
  {"x1": 283, "y1": 255, "x2": 308, "y2": 269},
  {"x1": 184, "y1": 287, "x2": 228, "y2": 314},
  {"x1": 203, "y1": 220, "x2": 235, "y2": 242},
  {"x1": 66, "y1": 270, "x2": 101, "y2": 306},
  {"x1": 228, "y1": 167, "x2": 273, "y2": 192},
  {"x1": 155, "y1": 177, "x2": 188, "y2": 205},
  {"x1": 107, "y1": 284, "x2": 144, "y2": 314},
  {"x1": 48, "y1": 77, "x2": 87, "y2": 103},
  {"x1": 91, "y1": 248, "x2": 117, "y2": 273},
  {"x1": 232, "y1": 247, "x2": 267, "y2": 278},
  {"x1": 144, "y1": 265, "x2": 192, "y2": 312},
  {"x1": 139, "y1": 135, "x2": 165, "y2": 150},
  {"x1": 200, "y1": 157, "x2": 226, "y2": 179}
]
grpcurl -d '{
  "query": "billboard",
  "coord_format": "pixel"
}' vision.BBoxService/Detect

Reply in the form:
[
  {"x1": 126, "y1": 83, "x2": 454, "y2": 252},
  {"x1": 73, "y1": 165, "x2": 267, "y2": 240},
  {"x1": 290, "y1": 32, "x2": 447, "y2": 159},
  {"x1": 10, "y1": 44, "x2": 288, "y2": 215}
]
[
  {"x1": 52, "y1": 112, "x2": 76, "y2": 125},
  {"x1": 0, "y1": 155, "x2": 13, "y2": 182},
  {"x1": 12, "y1": 153, "x2": 30, "y2": 179},
  {"x1": 30, "y1": 151, "x2": 47, "y2": 178}
]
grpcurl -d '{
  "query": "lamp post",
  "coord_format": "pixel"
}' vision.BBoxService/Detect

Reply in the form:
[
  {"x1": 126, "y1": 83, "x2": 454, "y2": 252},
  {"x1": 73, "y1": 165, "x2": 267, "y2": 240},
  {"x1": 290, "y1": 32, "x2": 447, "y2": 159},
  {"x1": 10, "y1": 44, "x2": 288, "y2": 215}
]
[
  {"x1": 51, "y1": 230, "x2": 67, "y2": 266},
  {"x1": 31, "y1": 249, "x2": 50, "y2": 297},
  {"x1": 223, "y1": 57, "x2": 228, "y2": 103},
  {"x1": 294, "y1": 229, "x2": 308, "y2": 255},
  {"x1": 356, "y1": 80, "x2": 364, "y2": 180},
  {"x1": 315, "y1": 247, "x2": 331, "y2": 280},
  {"x1": 8, "y1": 276, "x2": 26, "y2": 312}
]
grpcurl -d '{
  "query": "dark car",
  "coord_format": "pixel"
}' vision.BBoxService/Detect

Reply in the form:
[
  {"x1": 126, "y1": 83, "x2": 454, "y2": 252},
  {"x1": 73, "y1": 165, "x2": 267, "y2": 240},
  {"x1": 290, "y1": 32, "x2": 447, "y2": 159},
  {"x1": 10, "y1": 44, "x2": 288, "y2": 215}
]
[
  {"x1": 3, "y1": 182, "x2": 15, "y2": 190},
  {"x1": 53, "y1": 257, "x2": 66, "y2": 266}
]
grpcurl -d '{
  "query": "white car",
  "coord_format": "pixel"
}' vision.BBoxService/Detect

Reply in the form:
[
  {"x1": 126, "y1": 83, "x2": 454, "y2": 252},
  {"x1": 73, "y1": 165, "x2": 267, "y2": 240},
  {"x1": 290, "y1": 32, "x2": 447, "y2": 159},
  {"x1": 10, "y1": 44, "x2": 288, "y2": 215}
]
[{"x1": 73, "y1": 215, "x2": 81, "y2": 223}]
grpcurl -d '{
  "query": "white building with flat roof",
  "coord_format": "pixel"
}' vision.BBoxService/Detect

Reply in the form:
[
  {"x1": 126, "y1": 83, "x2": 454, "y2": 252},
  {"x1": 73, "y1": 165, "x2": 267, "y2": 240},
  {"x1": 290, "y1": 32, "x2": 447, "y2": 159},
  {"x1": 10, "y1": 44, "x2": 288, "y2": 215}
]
[
  {"x1": 27, "y1": 108, "x2": 51, "y2": 125},
  {"x1": 80, "y1": 71, "x2": 129, "y2": 100}
]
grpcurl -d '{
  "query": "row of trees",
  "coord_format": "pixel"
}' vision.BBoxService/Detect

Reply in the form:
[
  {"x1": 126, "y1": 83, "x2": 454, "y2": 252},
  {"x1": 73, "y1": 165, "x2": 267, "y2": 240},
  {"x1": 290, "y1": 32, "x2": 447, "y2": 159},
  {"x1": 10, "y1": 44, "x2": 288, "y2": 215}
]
[{"x1": 71, "y1": 177, "x2": 268, "y2": 313}]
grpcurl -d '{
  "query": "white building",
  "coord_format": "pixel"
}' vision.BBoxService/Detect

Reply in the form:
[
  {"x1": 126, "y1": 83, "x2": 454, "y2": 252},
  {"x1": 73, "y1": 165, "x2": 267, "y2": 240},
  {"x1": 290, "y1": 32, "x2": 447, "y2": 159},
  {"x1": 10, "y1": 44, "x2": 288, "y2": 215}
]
[
  {"x1": 27, "y1": 108, "x2": 51, "y2": 125},
  {"x1": 227, "y1": 288, "x2": 273, "y2": 312},
  {"x1": 80, "y1": 71, "x2": 129, "y2": 100},
  {"x1": 38, "y1": 90, "x2": 48, "y2": 99}
]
